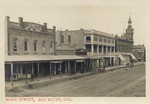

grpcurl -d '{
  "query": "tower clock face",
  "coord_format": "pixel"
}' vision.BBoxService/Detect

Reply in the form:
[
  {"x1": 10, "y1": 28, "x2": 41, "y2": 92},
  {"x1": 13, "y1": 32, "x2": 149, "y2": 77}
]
[{"x1": 26, "y1": 23, "x2": 42, "y2": 32}]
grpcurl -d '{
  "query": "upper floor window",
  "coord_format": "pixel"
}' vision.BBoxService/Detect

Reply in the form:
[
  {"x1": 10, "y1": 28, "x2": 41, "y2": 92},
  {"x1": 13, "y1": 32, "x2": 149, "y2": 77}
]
[
  {"x1": 24, "y1": 39, "x2": 28, "y2": 52},
  {"x1": 50, "y1": 41, "x2": 53, "y2": 53},
  {"x1": 99, "y1": 38, "x2": 102, "y2": 42},
  {"x1": 68, "y1": 35, "x2": 71, "y2": 43},
  {"x1": 33, "y1": 40, "x2": 37, "y2": 52},
  {"x1": 108, "y1": 39, "x2": 111, "y2": 43},
  {"x1": 61, "y1": 35, "x2": 64, "y2": 43},
  {"x1": 42, "y1": 41, "x2": 46, "y2": 53},
  {"x1": 86, "y1": 36, "x2": 91, "y2": 43},
  {"x1": 13, "y1": 38, "x2": 18, "y2": 52},
  {"x1": 94, "y1": 36, "x2": 98, "y2": 41},
  {"x1": 112, "y1": 39, "x2": 114, "y2": 44},
  {"x1": 104, "y1": 38, "x2": 107, "y2": 42}
]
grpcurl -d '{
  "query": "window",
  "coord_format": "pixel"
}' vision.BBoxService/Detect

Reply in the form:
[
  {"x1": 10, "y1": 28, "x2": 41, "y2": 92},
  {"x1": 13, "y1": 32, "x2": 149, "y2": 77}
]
[
  {"x1": 24, "y1": 40, "x2": 28, "y2": 52},
  {"x1": 42, "y1": 41, "x2": 46, "y2": 53},
  {"x1": 99, "y1": 38, "x2": 102, "y2": 42},
  {"x1": 68, "y1": 35, "x2": 71, "y2": 43},
  {"x1": 104, "y1": 38, "x2": 107, "y2": 42},
  {"x1": 94, "y1": 36, "x2": 98, "y2": 41},
  {"x1": 50, "y1": 41, "x2": 53, "y2": 53},
  {"x1": 112, "y1": 40, "x2": 114, "y2": 44},
  {"x1": 86, "y1": 36, "x2": 91, "y2": 43},
  {"x1": 13, "y1": 39, "x2": 17, "y2": 52},
  {"x1": 34, "y1": 40, "x2": 37, "y2": 52},
  {"x1": 61, "y1": 35, "x2": 64, "y2": 43},
  {"x1": 108, "y1": 39, "x2": 111, "y2": 43}
]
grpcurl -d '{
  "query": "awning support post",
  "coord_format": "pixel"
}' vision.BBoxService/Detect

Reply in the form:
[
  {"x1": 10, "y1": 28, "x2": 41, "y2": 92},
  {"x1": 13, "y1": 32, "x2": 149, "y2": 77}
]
[{"x1": 10, "y1": 63, "x2": 13, "y2": 86}]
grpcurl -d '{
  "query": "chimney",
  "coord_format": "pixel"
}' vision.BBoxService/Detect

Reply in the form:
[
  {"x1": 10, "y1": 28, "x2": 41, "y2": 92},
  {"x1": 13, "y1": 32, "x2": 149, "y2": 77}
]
[
  {"x1": 5, "y1": 16, "x2": 10, "y2": 21},
  {"x1": 53, "y1": 26, "x2": 56, "y2": 55},
  {"x1": 19, "y1": 17, "x2": 23, "y2": 27},
  {"x1": 44, "y1": 23, "x2": 47, "y2": 29}
]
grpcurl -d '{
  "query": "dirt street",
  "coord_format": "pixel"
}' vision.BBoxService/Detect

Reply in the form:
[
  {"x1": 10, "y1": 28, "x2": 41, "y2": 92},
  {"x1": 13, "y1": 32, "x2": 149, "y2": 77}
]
[{"x1": 6, "y1": 64, "x2": 145, "y2": 97}]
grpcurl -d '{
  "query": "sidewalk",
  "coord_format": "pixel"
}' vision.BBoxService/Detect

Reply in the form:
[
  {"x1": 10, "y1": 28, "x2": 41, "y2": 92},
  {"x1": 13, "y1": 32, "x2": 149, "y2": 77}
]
[{"x1": 5, "y1": 62, "x2": 145, "y2": 90}]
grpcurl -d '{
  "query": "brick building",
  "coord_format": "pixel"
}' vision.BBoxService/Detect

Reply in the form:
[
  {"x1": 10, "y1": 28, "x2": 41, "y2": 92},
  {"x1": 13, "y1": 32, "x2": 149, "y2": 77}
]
[
  {"x1": 5, "y1": 17, "x2": 86, "y2": 83},
  {"x1": 133, "y1": 45, "x2": 146, "y2": 62},
  {"x1": 115, "y1": 17, "x2": 136, "y2": 65}
]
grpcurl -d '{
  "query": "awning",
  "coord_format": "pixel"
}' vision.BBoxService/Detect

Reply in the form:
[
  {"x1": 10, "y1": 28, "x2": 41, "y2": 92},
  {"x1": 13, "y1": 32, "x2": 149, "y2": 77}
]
[
  {"x1": 76, "y1": 60, "x2": 85, "y2": 62},
  {"x1": 119, "y1": 55, "x2": 125, "y2": 61},
  {"x1": 50, "y1": 61, "x2": 63, "y2": 63},
  {"x1": 130, "y1": 54, "x2": 136, "y2": 60},
  {"x1": 5, "y1": 55, "x2": 87, "y2": 63}
]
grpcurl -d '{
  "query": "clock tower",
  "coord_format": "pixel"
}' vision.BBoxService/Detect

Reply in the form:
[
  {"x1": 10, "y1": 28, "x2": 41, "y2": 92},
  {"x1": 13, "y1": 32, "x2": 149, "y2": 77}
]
[{"x1": 125, "y1": 17, "x2": 134, "y2": 41}]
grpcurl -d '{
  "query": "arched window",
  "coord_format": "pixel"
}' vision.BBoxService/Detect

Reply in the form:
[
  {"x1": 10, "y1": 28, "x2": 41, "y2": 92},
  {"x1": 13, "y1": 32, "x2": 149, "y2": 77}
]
[
  {"x1": 50, "y1": 41, "x2": 53, "y2": 53},
  {"x1": 33, "y1": 40, "x2": 37, "y2": 52},
  {"x1": 68, "y1": 35, "x2": 71, "y2": 43},
  {"x1": 42, "y1": 41, "x2": 46, "y2": 53},
  {"x1": 13, "y1": 38, "x2": 18, "y2": 52},
  {"x1": 24, "y1": 39, "x2": 28, "y2": 52},
  {"x1": 86, "y1": 36, "x2": 91, "y2": 43}
]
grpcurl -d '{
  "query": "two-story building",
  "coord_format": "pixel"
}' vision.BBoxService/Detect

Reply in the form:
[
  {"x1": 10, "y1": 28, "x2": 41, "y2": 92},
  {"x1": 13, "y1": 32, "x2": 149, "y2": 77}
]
[
  {"x1": 115, "y1": 17, "x2": 136, "y2": 65},
  {"x1": 56, "y1": 29, "x2": 116, "y2": 71},
  {"x1": 133, "y1": 45, "x2": 146, "y2": 62},
  {"x1": 5, "y1": 17, "x2": 86, "y2": 84}
]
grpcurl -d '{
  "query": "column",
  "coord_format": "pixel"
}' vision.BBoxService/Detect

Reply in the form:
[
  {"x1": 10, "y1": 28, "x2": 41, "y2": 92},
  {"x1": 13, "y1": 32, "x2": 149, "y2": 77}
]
[
  {"x1": 110, "y1": 46, "x2": 112, "y2": 53},
  {"x1": 102, "y1": 45, "x2": 104, "y2": 54},
  {"x1": 113, "y1": 47, "x2": 115, "y2": 53},
  {"x1": 99, "y1": 59, "x2": 101, "y2": 68},
  {"x1": 91, "y1": 44, "x2": 94, "y2": 54},
  {"x1": 109, "y1": 58, "x2": 111, "y2": 66},
  {"x1": 65, "y1": 62, "x2": 68, "y2": 74},
  {"x1": 32, "y1": 63, "x2": 34, "y2": 75},
  {"x1": 97, "y1": 45, "x2": 99, "y2": 55},
  {"x1": 74, "y1": 61, "x2": 76, "y2": 74},
  {"x1": 11, "y1": 63, "x2": 13, "y2": 86},
  {"x1": 37, "y1": 62, "x2": 39, "y2": 81},
  {"x1": 31, "y1": 63, "x2": 34, "y2": 82},
  {"x1": 68, "y1": 61, "x2": 70, "y2": 75},
  {"x1": 106, "y1": 46, "x2": 108, "y2": 54},
  {"x1": 49, "y1": 62, "x2": 51, "y2": 79},
  {"x1": 25, "y1": 64, "x2": 28, "y2": 84},
  {"x1": 54, "y1": 63, "x2": 56, "y2": 75},
  {"x1": 59, "y1": 63, "x2": 62, "y2": 77}
]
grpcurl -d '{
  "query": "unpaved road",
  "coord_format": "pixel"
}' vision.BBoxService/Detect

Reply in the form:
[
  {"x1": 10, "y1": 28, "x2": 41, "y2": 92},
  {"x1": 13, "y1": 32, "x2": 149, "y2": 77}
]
[{"x1": 6, "y1": 64, "x2": 145, "y2": 97}]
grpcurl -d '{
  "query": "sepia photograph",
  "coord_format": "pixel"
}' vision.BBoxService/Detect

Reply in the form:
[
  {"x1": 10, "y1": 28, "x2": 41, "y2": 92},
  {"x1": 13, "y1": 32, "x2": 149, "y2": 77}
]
[{"x1": 0, "y1": 0, "x2": 149, "y2": 104}]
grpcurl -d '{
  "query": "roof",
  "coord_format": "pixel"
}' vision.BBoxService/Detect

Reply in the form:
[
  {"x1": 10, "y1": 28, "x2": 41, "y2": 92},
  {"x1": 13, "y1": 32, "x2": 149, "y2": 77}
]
[
  {"x1": 84, "y1": 29, "x2": 115, "y2": 38},
  {"x1": 5, "y1": 55, "x2": 87, "y2": 63},
  {"x1": 133, "y1": 45, "x2": 145, "y2": 49}
]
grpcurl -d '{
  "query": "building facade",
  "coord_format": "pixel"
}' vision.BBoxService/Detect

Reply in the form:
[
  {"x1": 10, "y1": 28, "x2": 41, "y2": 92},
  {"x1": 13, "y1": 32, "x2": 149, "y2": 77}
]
[
  {"x1": 133, "y1": 45, "x2": 146, "y2": 62},
  {"x1": 5, "y1": 17, "x2": 87, "y2": 83},
  {"x1": 56, "y1": 29, "x2": 116, "y2": 69},
  {"x1": 115, "y1": 17, "x2": 136, "y2": 65}
]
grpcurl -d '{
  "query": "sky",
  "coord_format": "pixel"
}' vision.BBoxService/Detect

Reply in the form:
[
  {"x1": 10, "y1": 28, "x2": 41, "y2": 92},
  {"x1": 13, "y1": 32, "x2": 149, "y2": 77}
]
[
  {"x1": 0, "y1": 0, "x2": 150, "y2": 46},
  {"x1": 0, "y1": 1, "x2": 150, "y2": 104}
]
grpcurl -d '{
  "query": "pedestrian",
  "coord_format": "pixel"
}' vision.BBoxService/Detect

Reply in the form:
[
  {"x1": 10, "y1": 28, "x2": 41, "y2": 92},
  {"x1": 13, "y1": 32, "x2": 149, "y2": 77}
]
[
  {"x1": 58, "y1": 67, "x2": 61, "y2": 77},
  {"x1": 13, "y1": 73, "x2": 16, "y2": 81},
  {"x1": 125, "y1": 63, "x2": 129, "y2": 71},
  {"x1": 31, "y1": 73, "x2": 34, "y2": 82},
  {"x1": 81, "y1": 67, "x2": 84, "y2": 74}
]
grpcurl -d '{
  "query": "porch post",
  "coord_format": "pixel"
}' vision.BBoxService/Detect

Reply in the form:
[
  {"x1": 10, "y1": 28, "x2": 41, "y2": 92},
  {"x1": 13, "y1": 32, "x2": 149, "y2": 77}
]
[
  {"x1": 65, "y1": 62, "x2": 68, "y2": 74},
  {"x1": 32, "y1": 63, "x2": 34, "y2": 75},
  {"x1": 60, "y1": 63, "x2": 61, "y2": 77},
  {"x1": 37, "y1": 62, "x2": 39, "y2": 81},
  {"x1": 74, "y1": 61, "x2": 76, "y2": 74},
  {"x1": 10, "y1": 63, "x2": 13, "y2": 86},
  {"x1": 68, "y1": 61, "x2": 70, "y2": 75},
  {"x1": 49, "y1": 62, "x2": 51, "y2": 79},
  {"x1": 25, "y1": 64, "x2": 28, "y2": 84}
]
